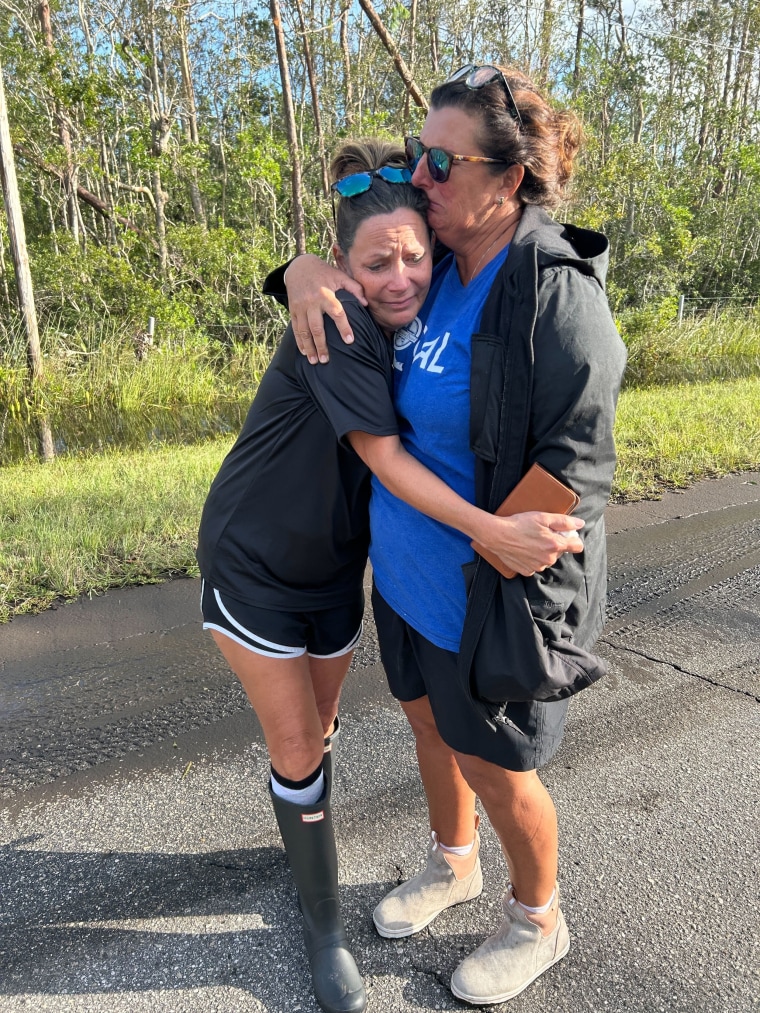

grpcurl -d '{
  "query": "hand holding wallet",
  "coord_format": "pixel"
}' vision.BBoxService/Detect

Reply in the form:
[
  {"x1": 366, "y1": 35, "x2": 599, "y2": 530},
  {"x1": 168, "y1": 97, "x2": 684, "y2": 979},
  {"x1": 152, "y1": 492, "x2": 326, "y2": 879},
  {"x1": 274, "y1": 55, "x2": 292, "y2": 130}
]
[{"x1": 471, "y1": 463, "x2": 581, "y2": 579}]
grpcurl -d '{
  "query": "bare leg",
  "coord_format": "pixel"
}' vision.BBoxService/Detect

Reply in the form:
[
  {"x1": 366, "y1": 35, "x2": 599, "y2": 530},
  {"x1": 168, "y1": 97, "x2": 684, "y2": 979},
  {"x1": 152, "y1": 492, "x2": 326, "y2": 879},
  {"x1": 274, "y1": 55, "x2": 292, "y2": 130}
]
[
  {"x1": 400, "y1": 695, "x2": 477, "y2": 846},
  {"x1": 211, "y1": 632, "x2": 365, "y2": 1011},
  {"x1": 211, "y1": 631, "x2": 351, "y2": 781},
  {"x1": 455, "y1": 751, "x2": 558, "y2": 911},
  {"x1": 309, "y1": 652, "x2": 355, "y2": 737},
  {"x1": 397, "y1": 694, "x2": 555, "y2": 906},
  {"x1": 372, "y1": 694, "x2": 481, "y2": 939}
]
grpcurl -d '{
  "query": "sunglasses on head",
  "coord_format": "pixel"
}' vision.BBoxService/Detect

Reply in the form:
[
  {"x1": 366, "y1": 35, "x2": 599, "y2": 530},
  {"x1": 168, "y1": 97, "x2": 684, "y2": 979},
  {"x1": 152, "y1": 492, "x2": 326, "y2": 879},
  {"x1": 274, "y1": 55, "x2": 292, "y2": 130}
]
[
  {"x1": 331, "y1": 165, "x2": 412, "y2": 197},
  {"x1": 331, "y1": 166, "x2": 413, "y2": 227},
  {"x1": 445, "y1": 64, "x2": 524, "y2": 131},
  {"x1": 404, "y1": 136, "x2": 511, "y2": 184}
]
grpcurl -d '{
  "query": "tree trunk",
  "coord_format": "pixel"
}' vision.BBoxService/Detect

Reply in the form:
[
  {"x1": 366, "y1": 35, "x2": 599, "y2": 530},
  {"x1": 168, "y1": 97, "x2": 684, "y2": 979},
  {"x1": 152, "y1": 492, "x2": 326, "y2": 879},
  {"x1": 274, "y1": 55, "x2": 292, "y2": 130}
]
[
  {"x1": 404, "y1": 0, "x2": 418, "y2": 120},
  {"x1": 151, "y1": 168, "x2": 169, "y2": 275},
  {"x1": 573, "y1": 0, "x2": 585, "y2": 89},
  {"x1": 175, "y1": 0, "x2": 207, "y2": 228},
  {"x1": 0, "y1": 217, "x2": 10, "y2": 306},
  {"x1": 0, "y1": 57, "x2": 53, "y2": 461},
  {"x1": 340, "y1": 4, "x2": 354, "y2": 129},
  {"x1": 539, "y1": 0, "x2": 554, "y2": 86},
  {"x1": 356, "y1": 0, "x2": 428, "y2": 111},
  {"x1": 426, "y1": 0, "x2": 439, "y2": 75},
  {"x1": 270, "y1": 0, "x2": 306, "y2": 254},
  {"x1": 294, "y1": 0, "x2": 330, "y2": 196},
  {"x1": 38, "y1": 0, "x2": 79, "y2": 246},
  {"x1": 147, "y1": 22, "x2": 171, "y2": 274}
]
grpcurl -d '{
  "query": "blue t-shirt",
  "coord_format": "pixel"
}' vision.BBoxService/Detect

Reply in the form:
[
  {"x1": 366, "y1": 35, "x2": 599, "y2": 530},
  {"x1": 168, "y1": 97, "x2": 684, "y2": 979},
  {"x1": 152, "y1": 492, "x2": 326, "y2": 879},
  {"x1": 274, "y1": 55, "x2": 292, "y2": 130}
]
[{"x1": 370, "y1": 246, "x2": 510, "y2": 651}]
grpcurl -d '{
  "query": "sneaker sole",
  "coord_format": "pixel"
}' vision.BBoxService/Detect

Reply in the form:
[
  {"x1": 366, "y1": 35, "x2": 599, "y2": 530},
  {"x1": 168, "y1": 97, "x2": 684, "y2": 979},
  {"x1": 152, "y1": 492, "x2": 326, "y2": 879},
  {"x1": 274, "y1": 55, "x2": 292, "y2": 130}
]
[
  {"x1": 450, "y1": 936, "x2": 570, "y2": 1005},
  {"x1": 373, "y1": 884, "x2": 484, "y2": 939}
]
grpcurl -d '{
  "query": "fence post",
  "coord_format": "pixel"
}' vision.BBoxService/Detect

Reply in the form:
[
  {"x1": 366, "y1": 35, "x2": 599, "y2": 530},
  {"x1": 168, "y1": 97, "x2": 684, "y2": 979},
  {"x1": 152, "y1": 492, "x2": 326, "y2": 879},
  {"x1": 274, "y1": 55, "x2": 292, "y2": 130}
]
[{"x1": 677, "y1": 294, "x2": 685, "y2": 326}]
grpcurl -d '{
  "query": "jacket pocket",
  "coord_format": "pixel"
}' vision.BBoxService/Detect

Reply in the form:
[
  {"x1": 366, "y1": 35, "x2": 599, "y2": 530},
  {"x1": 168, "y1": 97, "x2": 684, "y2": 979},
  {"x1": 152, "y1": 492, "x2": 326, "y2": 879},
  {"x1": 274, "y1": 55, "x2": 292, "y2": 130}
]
[
  {"x1": 469, "y1": 334, "x2": 505, "y2": 463},
  {"x1": 470, "y1": 577, "x2": 606, "y2": 704}
]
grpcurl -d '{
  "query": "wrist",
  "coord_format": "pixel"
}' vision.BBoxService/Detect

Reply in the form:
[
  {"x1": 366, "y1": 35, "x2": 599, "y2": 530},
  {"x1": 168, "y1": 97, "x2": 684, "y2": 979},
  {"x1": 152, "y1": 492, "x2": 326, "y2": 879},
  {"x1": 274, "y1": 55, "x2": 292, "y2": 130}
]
[
  {"x1": 471, "y1": 510, "x2": 513, "y2": 548},
  {"x1": 283, "y1": 253, "x2": 317, "y2": 287}
]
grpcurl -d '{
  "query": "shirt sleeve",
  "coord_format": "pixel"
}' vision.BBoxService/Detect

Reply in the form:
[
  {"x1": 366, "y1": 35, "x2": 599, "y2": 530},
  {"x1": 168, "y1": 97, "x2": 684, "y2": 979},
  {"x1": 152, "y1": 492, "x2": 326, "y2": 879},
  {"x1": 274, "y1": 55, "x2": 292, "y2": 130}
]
[
  {"x1": 262, "y1": 260, "x2": 291, "y2": 308},
  {"x1": 295, "y1": 294, "x2": 400, "y2": 444}
]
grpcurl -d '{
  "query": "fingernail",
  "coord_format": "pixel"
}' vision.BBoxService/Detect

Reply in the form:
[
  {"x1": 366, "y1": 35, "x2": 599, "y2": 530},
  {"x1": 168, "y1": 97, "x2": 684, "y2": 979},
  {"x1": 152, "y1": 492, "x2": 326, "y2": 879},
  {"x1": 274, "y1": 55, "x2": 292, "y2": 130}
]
[
  {"x1": 319, "y1": 354, "x2": 329, "y2": 363},
  {"x1": 308, "y1": 355, "x2": 318, "y2": 364},
  {"x1": 345, "y1": 334, "x2": 354, "y2": 343}
]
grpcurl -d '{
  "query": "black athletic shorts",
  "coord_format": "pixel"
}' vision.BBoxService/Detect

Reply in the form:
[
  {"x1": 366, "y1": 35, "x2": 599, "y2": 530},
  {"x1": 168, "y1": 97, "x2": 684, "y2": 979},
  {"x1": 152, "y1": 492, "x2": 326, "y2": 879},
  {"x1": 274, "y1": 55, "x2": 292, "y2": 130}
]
[
  {"x1": 371, "y1": 583, "x2": 569, "y2": 772},
  {"x1": 201, "y1": 580, "x2": 363, "y2": 659}
]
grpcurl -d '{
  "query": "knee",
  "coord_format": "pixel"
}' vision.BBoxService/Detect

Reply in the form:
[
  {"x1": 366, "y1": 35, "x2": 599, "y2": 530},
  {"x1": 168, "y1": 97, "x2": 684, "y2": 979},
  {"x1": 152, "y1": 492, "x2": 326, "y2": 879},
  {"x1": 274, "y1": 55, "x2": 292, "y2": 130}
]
[
  {"x1": 403, "y1": 697, "x2": 443, "y2": 746},
  {"x1": 458, "y1": 760, "x2": 545, "y2": 813},
  {"x1": 269, "y1": 733, "x2": 324, "y2": 783}
]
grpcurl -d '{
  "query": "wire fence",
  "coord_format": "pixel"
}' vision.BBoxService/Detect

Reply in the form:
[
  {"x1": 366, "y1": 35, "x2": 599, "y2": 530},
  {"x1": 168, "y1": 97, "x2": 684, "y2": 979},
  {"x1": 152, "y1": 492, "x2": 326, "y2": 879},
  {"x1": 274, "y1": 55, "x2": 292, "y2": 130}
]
[{"x1": 677, "y1": 294, "x2": 760, "y2": 324}]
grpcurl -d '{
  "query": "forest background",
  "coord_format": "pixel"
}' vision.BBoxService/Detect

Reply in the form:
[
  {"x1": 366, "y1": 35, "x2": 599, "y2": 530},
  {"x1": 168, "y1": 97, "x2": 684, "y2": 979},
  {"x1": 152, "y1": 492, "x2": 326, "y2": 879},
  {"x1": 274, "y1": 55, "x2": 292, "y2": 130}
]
[{"x1": 1, "y1": 0, "x2": 759, "y2": 617}]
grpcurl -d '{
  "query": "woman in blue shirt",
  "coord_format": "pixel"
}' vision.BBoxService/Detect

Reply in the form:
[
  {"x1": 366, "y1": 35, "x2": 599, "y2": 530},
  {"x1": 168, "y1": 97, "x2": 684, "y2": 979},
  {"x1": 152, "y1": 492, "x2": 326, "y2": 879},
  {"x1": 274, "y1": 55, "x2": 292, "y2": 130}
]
[{"x1": 273, "y1": 66, "x2": 625, "y2": 1007}]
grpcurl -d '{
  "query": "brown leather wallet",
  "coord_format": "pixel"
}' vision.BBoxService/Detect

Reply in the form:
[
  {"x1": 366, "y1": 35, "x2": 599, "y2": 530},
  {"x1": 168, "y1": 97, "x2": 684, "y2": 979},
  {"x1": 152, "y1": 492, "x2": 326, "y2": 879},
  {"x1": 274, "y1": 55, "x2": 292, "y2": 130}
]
[{"x1": 471, "y1": 463, "x2": 580, "y2": 579}]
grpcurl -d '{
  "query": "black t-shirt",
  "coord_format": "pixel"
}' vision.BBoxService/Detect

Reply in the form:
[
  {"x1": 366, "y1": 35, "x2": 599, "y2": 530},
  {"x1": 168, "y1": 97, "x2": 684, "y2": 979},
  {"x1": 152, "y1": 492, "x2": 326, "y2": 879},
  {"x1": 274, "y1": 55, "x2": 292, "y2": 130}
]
[{"x1": 196, "y1": 294, "x2": 398, "y2": 609}]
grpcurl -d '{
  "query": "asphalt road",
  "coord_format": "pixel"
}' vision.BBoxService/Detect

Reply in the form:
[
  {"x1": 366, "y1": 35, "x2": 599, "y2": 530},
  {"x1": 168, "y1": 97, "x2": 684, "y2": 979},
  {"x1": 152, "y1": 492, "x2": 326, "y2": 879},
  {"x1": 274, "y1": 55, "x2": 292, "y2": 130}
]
[{"x1": 1, "y1": 472, "x2": 759, "y2": 1013}]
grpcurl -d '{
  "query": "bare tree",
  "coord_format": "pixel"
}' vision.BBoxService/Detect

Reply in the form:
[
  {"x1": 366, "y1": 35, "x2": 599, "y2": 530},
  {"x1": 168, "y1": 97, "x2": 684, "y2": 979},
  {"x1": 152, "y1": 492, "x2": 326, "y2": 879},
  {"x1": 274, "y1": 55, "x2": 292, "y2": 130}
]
[
  {"x1": 340, "y1": 4, "x2": 354, "y2": 128},
  {"x1": 0, "y1": 57, "x2": 53, "y2": 460},
  {"x1": 293, "y1": 0, "x2": 330, "y2": 196},
  {"x1": 175, "y1": 0, "x2": 207, "y2": 228},
  {"x1": 356, "y1": 0, "x2": 428, "y2": 111},
  {"x1": 270, "y1": 0, "x2": 306, "y2": 254},
  {"x1": 38, "y1": 0, "x2": 80, "y2": 244}
]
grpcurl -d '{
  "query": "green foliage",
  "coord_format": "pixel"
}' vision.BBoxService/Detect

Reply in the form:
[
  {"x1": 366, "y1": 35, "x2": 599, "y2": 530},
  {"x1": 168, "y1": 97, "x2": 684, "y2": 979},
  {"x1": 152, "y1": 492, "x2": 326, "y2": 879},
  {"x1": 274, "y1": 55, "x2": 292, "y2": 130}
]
[
  {"x1": 618, "y1": 306, "x2": 760, "y2": 387},
  {"x1": 0, "y1": 0, "x2": 758, "y2": 389}
]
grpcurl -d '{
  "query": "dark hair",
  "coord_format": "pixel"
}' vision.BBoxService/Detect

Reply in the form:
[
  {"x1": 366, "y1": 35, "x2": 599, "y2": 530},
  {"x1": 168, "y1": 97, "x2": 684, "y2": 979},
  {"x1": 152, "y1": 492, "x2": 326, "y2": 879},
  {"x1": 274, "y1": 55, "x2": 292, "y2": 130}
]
[
  {"x1": 430, "y1": 67, "x2": 583, "y2": 209},
  {"x1": 330, "y1": 138, "x2": 429, "y2": 253}
]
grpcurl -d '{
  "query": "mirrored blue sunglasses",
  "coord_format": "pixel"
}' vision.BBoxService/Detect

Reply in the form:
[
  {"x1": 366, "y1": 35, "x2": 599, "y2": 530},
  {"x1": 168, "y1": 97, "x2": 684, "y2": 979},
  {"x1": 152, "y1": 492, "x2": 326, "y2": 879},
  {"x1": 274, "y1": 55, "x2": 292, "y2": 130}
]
[{"x1": 331, "y1": 166, "x2": 413, "y2": 197}]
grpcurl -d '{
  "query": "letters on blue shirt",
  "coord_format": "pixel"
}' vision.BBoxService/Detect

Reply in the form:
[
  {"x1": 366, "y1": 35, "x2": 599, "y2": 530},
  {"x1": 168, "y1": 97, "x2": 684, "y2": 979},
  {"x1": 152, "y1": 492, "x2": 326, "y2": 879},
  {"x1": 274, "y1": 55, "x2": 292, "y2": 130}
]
[{"x1": 370, "y1": 245, "x2": 510, "y2": 651}]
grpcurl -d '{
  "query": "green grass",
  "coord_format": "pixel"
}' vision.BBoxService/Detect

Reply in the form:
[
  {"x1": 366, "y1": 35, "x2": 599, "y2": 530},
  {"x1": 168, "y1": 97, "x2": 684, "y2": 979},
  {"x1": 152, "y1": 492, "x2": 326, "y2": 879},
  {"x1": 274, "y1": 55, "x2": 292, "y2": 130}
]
[
  {"x1": 2, "y1": 376, "x2": 760, "y2": 621},
  {"x1": 613, "y1": 376, "x2": 760, "y2": 500},
  {"x1": 0, "y1": 324, "x2": 273, "y2": 453},
  {"x1": 0, "y1": 439, "x2": 231, "y2": 621}
]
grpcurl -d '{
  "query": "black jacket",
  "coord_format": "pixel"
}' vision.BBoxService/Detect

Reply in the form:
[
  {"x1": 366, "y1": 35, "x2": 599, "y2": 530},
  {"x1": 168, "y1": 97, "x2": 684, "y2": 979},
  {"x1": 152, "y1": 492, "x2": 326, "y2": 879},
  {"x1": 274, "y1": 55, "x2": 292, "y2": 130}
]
[{"x1": 460, "y1": 205, "x2": 627, "y2": 724}]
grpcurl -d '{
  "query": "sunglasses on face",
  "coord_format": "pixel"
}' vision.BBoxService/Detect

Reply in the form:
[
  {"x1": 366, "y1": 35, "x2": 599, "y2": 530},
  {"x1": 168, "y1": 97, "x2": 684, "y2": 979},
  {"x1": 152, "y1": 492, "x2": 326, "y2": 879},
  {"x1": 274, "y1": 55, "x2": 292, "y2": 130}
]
[
  {"x1": 404, "y1": 135, "x2": 511, "y2": 184},
  {"x1": 445, "y1": 63, "x2": 524, "y2": 131}
]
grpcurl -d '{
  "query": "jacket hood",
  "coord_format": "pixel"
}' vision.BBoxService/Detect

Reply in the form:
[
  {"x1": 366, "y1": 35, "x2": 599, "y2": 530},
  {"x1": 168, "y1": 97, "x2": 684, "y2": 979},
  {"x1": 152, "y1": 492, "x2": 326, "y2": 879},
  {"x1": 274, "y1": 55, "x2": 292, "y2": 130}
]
[{"x1": 514, "y1": 205, "x2": 610, "y2": 289}]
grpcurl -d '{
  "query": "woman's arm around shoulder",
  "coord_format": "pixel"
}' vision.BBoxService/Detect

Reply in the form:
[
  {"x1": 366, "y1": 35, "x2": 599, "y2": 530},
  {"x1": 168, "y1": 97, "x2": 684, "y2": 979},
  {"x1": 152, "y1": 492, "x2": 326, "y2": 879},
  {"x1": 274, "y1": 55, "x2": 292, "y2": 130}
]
[{"x1": 264, "y1": 254, "x2": 366, "y2": 363}]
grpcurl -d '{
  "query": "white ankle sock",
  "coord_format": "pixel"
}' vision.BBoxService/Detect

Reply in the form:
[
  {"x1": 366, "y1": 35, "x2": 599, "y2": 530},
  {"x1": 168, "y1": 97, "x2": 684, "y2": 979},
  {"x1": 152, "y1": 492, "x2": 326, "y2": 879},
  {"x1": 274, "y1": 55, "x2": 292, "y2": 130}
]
[
  {"x1": 438, "y1": 838, "x2": 475, "y2": 857},
  {"x1": 270, "y1": 766, "x2": 325, "y2": 806},
  {"x1": 518, "y1": 888, "x2": 556, "y2": 915}
]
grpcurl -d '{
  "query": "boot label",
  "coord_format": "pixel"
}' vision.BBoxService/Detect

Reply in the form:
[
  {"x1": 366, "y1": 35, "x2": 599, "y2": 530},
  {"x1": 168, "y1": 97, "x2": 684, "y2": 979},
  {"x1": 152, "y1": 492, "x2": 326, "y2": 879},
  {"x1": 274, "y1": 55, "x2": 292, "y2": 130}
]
[{"x1": 301, "y1": 811, "x2": 325, "y2": 823}]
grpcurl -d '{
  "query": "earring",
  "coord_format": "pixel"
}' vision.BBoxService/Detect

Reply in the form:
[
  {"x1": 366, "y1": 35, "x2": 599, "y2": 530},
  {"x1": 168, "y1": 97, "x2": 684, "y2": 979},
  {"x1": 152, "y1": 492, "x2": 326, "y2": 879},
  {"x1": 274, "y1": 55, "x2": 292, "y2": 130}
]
[{"x1": 497, "y1": 196, "x2": 505, "y2": 206}]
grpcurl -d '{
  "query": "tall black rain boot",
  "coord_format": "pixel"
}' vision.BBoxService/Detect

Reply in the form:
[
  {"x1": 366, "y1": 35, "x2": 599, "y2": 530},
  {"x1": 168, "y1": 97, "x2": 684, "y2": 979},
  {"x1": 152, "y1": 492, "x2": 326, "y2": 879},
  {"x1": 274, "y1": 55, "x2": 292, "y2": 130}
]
[{"x1": 270, "y1": 785, "x2": 366, "y2": 1013}]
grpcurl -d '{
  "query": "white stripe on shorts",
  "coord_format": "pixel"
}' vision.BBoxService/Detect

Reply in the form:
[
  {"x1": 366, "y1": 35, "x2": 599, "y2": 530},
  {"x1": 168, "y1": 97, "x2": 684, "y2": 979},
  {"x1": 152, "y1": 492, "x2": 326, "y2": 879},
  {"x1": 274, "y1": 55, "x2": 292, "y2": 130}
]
[
  {"x1": 309, "y1": 621, "x2": 363, "y2": 659},
  {"x1": 210, "y1": 587, "x2": 305, "y2": 658}
]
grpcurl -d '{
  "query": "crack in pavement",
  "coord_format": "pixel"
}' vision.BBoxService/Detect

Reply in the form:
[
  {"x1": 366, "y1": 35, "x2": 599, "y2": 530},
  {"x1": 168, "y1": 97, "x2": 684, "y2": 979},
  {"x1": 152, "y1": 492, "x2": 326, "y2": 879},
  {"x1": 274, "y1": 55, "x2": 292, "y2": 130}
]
[{"x1": 599, "y1": 638, "x2": 760, "y2": 702}]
